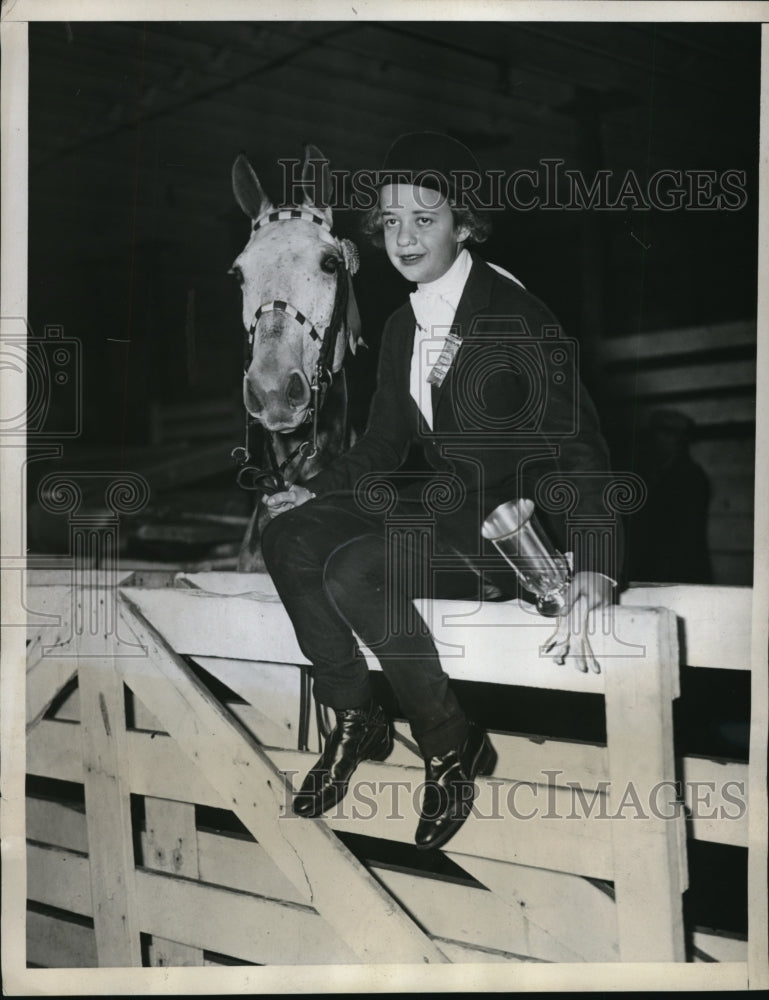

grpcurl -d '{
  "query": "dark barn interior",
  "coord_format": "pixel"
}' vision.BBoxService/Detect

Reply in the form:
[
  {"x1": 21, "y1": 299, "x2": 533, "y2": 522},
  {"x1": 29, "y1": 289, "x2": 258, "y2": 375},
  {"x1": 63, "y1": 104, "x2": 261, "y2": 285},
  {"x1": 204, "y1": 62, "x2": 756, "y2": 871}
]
[
  {"x1": 26, "y1": 19, "x2": 759, "y2": 584},
  {"x1": 19, "y1": 17, "x2": 761, "y2": 967}
]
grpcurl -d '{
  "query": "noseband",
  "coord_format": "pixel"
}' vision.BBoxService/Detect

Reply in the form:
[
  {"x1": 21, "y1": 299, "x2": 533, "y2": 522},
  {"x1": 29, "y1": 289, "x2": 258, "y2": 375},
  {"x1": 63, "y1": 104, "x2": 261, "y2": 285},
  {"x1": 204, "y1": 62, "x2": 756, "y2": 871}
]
[{"x1": 233, "y1": 206, "x2": 359, "y2": 492}]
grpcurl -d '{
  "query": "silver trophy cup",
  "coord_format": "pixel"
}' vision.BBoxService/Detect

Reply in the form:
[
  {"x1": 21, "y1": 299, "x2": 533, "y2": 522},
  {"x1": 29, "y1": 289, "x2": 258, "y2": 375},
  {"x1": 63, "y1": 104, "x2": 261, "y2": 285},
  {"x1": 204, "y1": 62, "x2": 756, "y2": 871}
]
[{"x1": 482, "y1": 498, "x2": 572, "y2": 617}]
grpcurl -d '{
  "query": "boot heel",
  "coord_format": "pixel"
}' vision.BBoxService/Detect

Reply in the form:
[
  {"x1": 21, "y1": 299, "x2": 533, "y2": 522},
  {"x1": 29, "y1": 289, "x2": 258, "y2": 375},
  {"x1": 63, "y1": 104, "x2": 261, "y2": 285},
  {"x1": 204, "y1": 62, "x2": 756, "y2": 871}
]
[
  {"x1": 476, "y1": 740, "x2": 497, "y2": 777},
  {"x1": 368, "y1": 725, "x2": 394, "y2": 762}
]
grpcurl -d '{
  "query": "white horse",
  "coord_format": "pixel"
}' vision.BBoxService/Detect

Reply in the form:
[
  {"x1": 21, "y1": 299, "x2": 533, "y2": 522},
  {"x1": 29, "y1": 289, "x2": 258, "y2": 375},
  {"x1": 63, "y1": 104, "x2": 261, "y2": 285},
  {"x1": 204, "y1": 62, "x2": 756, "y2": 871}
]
[{"x1": 230, "y1": 146, "x2": 363, "y2": 570}]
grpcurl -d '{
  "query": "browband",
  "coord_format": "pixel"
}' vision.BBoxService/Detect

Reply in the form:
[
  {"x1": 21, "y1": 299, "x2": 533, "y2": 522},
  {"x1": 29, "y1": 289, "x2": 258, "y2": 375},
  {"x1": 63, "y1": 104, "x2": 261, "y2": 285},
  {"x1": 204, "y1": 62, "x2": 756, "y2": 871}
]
[{"x1": 252, "y1": 207, "x2": 331, "y2": 233}]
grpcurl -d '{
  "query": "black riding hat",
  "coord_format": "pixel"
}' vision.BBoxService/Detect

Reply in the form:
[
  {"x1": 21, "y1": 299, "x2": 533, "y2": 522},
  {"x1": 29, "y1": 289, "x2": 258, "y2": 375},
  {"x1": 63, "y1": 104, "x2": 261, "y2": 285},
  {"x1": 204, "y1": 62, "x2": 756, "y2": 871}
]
[{"x1": 377, "y1": 131, "x2": 483, "y2": 206}]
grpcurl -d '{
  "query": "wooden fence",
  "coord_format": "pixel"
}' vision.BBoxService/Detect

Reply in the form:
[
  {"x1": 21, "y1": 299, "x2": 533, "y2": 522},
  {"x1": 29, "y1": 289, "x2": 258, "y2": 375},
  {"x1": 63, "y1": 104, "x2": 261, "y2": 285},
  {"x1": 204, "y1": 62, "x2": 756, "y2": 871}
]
[{"x1": 25, "y1": 570, "x2": 751, "y2": 967}]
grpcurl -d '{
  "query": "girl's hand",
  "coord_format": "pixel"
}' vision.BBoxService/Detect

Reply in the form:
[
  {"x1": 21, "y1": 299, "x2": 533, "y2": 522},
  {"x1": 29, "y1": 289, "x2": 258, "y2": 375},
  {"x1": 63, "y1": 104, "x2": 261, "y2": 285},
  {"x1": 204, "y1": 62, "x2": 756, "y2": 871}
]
[
  {"x1": 543, "y1": 571, "x2": 615, "y2": 674},
  {"x1": 263, "y1": 485, "x2": 315, "y2": 519}
]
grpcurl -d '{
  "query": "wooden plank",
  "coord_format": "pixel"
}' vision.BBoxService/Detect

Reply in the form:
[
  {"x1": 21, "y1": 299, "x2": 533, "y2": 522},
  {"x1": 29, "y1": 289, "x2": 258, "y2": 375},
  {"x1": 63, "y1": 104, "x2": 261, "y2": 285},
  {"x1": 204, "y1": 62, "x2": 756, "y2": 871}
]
[
  {"x1": 192, "y1": 826, "x2": 615, "y2": 963},
  {"x1": 683, "y1": 757, "x2": 749, "y2": 848},
  {"x1": 600, "y1": 320, "x2": 756, "y2": 363},
  {"x1": 77, "y1": 624, "x2": 143, "y2": 967},
  {"x1": 184, "y1": 824, "x2": 595, "y2": 964},
  {"x1": 28, "y1": 722, "x2": 748, "y2": 851},
  {"x1": 27, "y1": 844, "x2": 91, "y2": 918},
  {"x1": 26, "y1": 798, "x2": 87, "y2": 854},
  {"x1": 147, "y1": 937, "x2": 204, "y2": 968},
  {"x1": 27, "y1": 721, "x2": 748, "y2": 848},
  {"x1": 122, "y1": 585, "x2": 670, "y2": 694},
  {"x1": 133, "y1": 522, "x2": 242, "y2": 545},
  {"x1": 192, "y1": 854, "x2": 544, "y2": 962},
  {"x1": 610, "y1": 359, "x2": 756, "y2": 398},
  {"x1": 27, "y1": 720, "x2": 84, "y2": 784},
  {"x1": 238, "y1": 849, "x2": 536, "y2": 959},
  {"x1": 193, "y1": 656, "x2": 304, "y2": 748},
  {"x1": 126, "y1": 731, "x2": 227, "y2": 810},
  {"x1": 621, "y1": 585, "x2": 752, "y2": 670},
  {"x1": 143, "y1": 798, "x2": 200, "y2": 879},
  {"x1": 692, "y1": 929, "x2": 748, "y2": 963},
  {"x1": 169, "y1": 653, "x2": 310, "y2": 753},
  {"x1": 29, "y1": 842, "x2": 703, "y2": 968},
  {"x1": 116, "y1": 595, "x2": 447, "y2": 965},
  {"x1": 24, "y1": 581, "x2": 75, "y2": 622},
  {"x1": 25, "y1": 564, "x2": 81, "y2": 586},
  {"x1": 269, "y1": 749, "x2": 616, "y2": 879},
  {"x1": 25, "y1": 841, "x2": 357, "y2": 966},
  {"x1": 27, "y1": 830, "x2": 301, "y2": 930},
  {"x1": 389, "y1": 722, "x2": 610, "y2": 786},
  {"x1": 420, "y1": 599, "x2": 656, "y2": 694},
  {"x1": 229, "y1": 703, "x2": 303, "y2": 752},
  {"x1": 603, "y1": 607, "x2": 686, "y2": 961},
  {"x1": 446, "y1": 855, "x2": 619, "y2": 963},
  {"x1": 195, "y1": 834, "x2": 308, "y2": 906},
  {"x1": 26, "y1": 589, "x2": 78, "y2": 729},
  {"x1": 4, "y1": 572, "x2": 69, "y2": 637},
  {"x1": 119, "y1": 585, "x2": 307, "y2": 666},
  {"x1": 26, "y1": 911, "x2": 97, "y2": 969},
  {"x1": 377, "y1": 872, "x2": 535, "y2": 959},
  {"x1": 433, "y1": 938, "x2": 530, "y2": 963},
  {"x1": 177, "y1": 571, "x2": 278, "y2": 595},
  {"x1": 135, "y1": 869, "x2": 359, "y2": 966},
  {"x1": 373, "y1": 864, "x2": 610, "y2": 963}
]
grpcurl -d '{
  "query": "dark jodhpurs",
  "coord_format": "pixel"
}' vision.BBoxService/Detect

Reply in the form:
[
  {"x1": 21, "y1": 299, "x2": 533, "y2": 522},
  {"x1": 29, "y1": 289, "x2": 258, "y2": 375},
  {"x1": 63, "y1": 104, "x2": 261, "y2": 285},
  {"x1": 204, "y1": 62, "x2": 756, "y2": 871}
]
[{"x1": 261, "y1": 492, "x2": 518, "y2": 756}]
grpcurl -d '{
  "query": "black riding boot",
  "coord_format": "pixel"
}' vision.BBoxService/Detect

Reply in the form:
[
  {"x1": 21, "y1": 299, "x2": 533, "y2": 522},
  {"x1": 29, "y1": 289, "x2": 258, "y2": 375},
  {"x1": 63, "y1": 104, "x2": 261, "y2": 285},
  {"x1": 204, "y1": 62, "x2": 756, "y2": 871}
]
[
  {"x1": 292, "y1": 701, "x2": 394, "y2": 817},
  {"x1": 415, "y1": 723, "x2": 497, "y2": 850}
]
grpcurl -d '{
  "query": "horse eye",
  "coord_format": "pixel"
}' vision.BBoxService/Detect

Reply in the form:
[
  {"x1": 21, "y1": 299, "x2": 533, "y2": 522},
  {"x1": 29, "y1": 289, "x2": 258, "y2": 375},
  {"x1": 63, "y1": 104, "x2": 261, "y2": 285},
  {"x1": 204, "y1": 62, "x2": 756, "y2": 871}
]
[
  {"x1": 321, "y1": 256, "x2": 339, "y2": 274},
  {"x1": 228, "y1": 265, "x2": 244, "y2": 286}
]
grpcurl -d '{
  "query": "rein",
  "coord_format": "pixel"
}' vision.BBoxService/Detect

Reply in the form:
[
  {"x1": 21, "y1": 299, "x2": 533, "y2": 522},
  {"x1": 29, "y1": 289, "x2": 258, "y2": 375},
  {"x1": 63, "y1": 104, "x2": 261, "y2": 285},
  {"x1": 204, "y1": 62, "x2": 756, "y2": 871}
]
[{"x1": 232, "y1": 207, "x2": 358, "y2": 494}]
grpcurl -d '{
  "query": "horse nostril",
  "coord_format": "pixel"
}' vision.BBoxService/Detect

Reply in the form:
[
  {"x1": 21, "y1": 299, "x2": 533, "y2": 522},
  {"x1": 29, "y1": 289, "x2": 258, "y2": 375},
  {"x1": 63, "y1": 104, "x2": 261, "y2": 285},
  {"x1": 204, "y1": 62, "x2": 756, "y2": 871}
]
[
  {"x1": 244, "y1": 380, "x2": 264, "y2": 415},
  {"x1": 286, "y1": 371, "x2": 308, "y2": 409}
]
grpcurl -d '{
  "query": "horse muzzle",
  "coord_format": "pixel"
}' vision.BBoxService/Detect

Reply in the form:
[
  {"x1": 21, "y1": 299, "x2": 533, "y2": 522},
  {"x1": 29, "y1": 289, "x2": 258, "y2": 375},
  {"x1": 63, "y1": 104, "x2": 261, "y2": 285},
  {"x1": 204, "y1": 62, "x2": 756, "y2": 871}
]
[{"x1": 243, "y1": 368, "x2": 313, "y2": 432}]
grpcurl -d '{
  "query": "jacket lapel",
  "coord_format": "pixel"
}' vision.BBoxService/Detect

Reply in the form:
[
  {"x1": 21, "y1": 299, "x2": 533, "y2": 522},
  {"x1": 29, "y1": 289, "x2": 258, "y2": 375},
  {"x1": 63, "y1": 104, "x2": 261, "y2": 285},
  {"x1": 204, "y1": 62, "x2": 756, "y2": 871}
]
[
  {"x1": 402, "y1": 321, "x2": 430, "y2": 430},
  {"x1": 430, "y1": 253, "x2": 495, "y2": 426}
]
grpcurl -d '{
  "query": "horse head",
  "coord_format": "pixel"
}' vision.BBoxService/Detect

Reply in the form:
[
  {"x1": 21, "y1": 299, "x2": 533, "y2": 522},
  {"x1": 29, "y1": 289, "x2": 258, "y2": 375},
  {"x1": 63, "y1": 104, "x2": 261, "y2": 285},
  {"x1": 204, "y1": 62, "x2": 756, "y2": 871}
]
[{"x1": 231, "y1": 145, "x2": 362, "y2": 434}]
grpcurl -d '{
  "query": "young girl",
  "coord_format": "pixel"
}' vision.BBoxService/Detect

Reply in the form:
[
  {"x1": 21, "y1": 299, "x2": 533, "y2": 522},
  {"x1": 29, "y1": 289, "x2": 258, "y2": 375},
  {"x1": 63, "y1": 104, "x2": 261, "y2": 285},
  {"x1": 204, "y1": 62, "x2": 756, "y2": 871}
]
[{"x1": 261, "y1": 132, "x2": 616, "y2": 850}]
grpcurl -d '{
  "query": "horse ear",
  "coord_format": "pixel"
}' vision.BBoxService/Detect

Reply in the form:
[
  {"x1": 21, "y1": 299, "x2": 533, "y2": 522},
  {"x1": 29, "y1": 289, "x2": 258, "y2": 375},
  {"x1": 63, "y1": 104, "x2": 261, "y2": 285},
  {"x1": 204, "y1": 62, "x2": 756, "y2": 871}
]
[
  {"x1": 301, "y1": 144, "x2": 333, "y2": 219},
  {"x1": 232, "y1": 153, "x2": 272, "y2": 220}
]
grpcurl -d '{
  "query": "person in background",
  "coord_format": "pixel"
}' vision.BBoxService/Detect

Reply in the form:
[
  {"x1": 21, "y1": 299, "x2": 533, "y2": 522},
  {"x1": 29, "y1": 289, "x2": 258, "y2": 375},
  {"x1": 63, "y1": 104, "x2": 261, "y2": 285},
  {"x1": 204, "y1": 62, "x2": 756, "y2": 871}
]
[{"x1": 628, "y1": 409, "x2": 712, "y2": 584}]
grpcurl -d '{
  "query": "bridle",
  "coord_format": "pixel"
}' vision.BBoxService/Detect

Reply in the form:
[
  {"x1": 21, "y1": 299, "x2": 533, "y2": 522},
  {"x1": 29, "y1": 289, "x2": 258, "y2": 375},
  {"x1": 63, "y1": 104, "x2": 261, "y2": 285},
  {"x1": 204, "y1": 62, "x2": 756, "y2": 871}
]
[{"x1": 232, "y1": 206, "x2": 359, "y2": 493}]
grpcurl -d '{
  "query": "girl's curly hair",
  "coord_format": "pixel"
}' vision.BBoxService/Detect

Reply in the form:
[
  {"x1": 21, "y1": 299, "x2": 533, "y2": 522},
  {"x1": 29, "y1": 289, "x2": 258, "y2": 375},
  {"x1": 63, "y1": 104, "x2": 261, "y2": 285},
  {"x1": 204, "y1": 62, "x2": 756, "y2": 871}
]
[{"x1": 360, "y1": 202, "x2": 492, "y2": 248}]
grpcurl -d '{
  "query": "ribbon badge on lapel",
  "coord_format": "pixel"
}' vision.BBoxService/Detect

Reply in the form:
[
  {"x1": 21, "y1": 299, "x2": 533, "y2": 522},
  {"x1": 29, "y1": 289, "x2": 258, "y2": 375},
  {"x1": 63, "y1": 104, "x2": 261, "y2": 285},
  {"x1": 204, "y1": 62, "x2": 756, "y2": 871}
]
[{"x1": 427, "y1": 329, "x2": 463, "y2": 388}]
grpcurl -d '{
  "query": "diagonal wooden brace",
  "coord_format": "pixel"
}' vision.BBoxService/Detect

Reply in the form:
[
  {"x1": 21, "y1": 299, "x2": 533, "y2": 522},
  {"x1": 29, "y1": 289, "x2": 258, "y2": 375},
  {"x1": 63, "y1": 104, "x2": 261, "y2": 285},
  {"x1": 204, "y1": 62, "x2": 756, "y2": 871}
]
[{"x1": 117, "y1": 593, "x2": 447, "y2": 965}]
